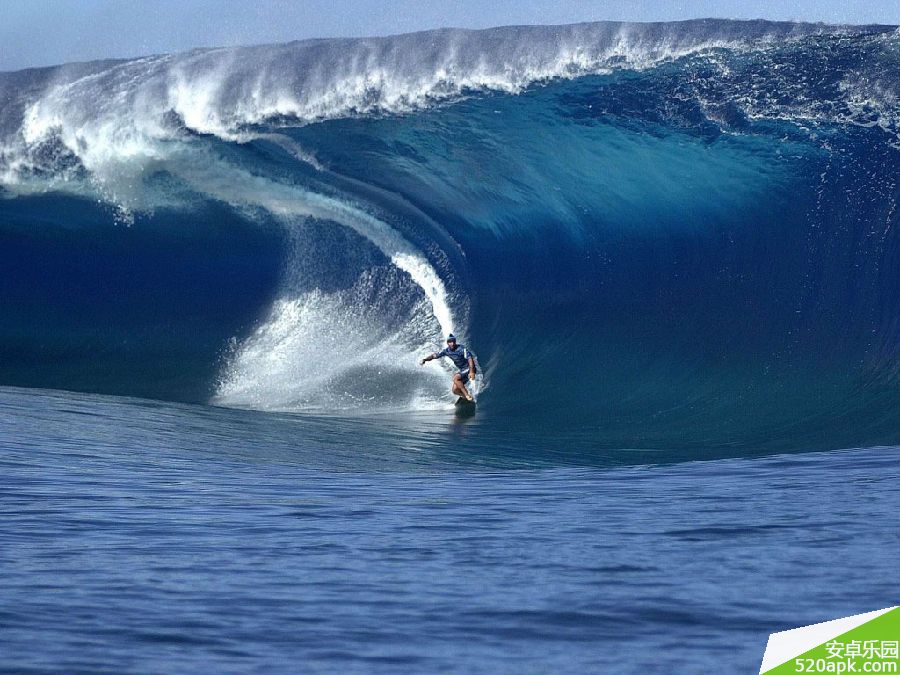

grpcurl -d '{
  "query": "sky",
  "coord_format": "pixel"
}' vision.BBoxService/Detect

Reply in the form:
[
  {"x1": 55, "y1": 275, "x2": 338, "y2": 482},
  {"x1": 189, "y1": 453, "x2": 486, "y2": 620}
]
[{"x1": 1, "y1": 0, "x2": 898, "y2": 71}]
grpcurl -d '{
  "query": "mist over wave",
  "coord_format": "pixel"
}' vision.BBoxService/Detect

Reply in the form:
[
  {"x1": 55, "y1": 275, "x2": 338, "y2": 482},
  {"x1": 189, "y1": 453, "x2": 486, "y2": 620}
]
[{"x1": 1, "y1": 19, "x2": 898, "y2": 451}]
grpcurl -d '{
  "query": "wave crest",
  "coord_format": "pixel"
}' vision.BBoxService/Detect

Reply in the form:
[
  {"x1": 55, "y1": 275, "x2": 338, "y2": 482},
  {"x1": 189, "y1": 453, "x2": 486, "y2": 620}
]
[{"x1": 3, "y1": 19, "x2": 893, "y2": 192}]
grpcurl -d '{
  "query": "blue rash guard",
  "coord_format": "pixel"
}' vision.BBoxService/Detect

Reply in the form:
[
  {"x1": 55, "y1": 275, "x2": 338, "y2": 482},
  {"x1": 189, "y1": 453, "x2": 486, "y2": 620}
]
[{"x1": 436, "y1": 344, "x2": 477, "y2": 383}]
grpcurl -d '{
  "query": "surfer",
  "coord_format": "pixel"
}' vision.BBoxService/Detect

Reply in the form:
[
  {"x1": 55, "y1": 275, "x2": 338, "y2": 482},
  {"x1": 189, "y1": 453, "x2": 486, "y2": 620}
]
[{"x1": 420, "y1": 334, "x2": 477, "y2": 402}]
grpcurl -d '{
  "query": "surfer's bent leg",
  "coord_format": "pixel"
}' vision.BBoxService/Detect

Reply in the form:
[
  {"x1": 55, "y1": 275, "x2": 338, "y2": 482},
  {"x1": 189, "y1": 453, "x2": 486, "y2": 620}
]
[
  {"x1": 453, "y1": 372, "x2": 474, "y2": 401},
  {"x1": 452, "y1": 373, "x2": 464, "y2": 396}
]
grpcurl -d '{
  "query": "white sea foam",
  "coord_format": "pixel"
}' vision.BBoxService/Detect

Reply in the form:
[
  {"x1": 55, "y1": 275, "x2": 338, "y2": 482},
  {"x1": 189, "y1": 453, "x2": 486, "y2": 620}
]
[
  {"x1": 213, "y1": 279, "x2": 452, "y2": 412},
  {"x1": 162, "y1": 157, "x2": 460, "y2": 411}
]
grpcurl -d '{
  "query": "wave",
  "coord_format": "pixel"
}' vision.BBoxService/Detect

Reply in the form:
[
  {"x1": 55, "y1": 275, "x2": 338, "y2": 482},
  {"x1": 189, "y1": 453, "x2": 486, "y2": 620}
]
[
  {"x1": 1, "y1": 19, "x2": 898, "y2": 450},
  {"x1": 2, "y1": 20, "x2": 897, "y2": 185}
]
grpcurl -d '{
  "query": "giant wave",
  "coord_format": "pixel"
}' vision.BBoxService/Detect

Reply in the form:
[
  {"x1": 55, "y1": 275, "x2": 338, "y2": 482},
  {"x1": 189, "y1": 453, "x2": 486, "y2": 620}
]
[{"x1": 1, "y1": 19, "x2": 898, "y2": 452}]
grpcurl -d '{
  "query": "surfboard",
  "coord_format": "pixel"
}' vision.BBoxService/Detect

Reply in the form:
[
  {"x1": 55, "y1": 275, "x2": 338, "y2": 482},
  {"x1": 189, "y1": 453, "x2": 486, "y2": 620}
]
[{"x1": 454, "y1": 397, "x2": 476, "y2": 417}]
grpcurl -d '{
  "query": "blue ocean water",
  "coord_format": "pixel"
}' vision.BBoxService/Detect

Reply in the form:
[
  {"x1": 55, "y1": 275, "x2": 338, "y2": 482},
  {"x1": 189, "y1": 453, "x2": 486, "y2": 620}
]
[
  {"x1": 2, "y1": 387, "x2": 898, "y2": 673},
  {"x1": 1, "y1": 18, "x2": 899, "y2": 673}
]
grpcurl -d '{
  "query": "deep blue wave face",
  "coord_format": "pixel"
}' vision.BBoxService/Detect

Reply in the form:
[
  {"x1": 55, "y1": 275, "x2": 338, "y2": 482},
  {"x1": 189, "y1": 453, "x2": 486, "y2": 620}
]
[
  {"x1": 0, "y1": 20, "x2": 898, "y2": 454},
  {"x1": 0, "y1": 195, "x2": 285, "y2": 400}
]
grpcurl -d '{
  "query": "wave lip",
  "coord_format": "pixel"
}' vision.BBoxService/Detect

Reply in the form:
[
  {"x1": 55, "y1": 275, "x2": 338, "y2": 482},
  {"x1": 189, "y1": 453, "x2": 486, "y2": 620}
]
[{"x1": 2, "y1": 19, "x2": 893, "y2": 189}]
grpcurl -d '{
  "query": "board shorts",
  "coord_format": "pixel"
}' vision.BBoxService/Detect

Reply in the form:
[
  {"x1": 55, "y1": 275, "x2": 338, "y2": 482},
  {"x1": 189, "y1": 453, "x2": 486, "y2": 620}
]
[{"x1": 457, "y1": 368, "x2": 471, "y2": 384}]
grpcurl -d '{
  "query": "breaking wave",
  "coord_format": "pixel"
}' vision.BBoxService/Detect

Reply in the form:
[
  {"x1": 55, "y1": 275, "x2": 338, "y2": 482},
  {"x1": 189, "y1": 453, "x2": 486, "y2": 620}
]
[{"x1": 1, "y1": 19, "x2": 898, "y2": 450}]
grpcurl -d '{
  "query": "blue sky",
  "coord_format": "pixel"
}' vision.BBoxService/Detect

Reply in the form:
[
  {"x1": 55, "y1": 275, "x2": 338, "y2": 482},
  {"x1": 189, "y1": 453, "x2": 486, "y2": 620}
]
[{"x1": 2, "y1": 0, "x2": 898, "y2": 71}]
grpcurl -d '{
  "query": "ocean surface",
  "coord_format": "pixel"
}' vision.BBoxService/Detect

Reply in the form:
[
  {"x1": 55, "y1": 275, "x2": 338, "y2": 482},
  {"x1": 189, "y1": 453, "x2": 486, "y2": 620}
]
[
  {"x1": 2, "y1": 387, "x2": 899, "y2": 673},
  {"x1": 1, "y1": 18, "x2": 899, "y2": 673}
]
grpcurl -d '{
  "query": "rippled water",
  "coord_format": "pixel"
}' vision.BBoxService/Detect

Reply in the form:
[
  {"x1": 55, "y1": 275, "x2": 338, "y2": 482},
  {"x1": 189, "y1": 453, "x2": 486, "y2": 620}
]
[{"x1": 2, "y1": 387, "x2": 897, "y2": 673}]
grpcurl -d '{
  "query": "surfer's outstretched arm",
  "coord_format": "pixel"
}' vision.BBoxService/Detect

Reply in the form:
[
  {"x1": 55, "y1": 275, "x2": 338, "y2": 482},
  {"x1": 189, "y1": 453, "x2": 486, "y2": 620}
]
[{"x1": 419, "y1": 352, "x2": 438, "y2": 365}]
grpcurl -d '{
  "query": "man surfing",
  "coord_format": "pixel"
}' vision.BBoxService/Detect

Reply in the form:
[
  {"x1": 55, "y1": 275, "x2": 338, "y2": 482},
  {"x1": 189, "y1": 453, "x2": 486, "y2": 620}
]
[{"x1": 419, "y1": 334, "x2": 478, "y2": 402}]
